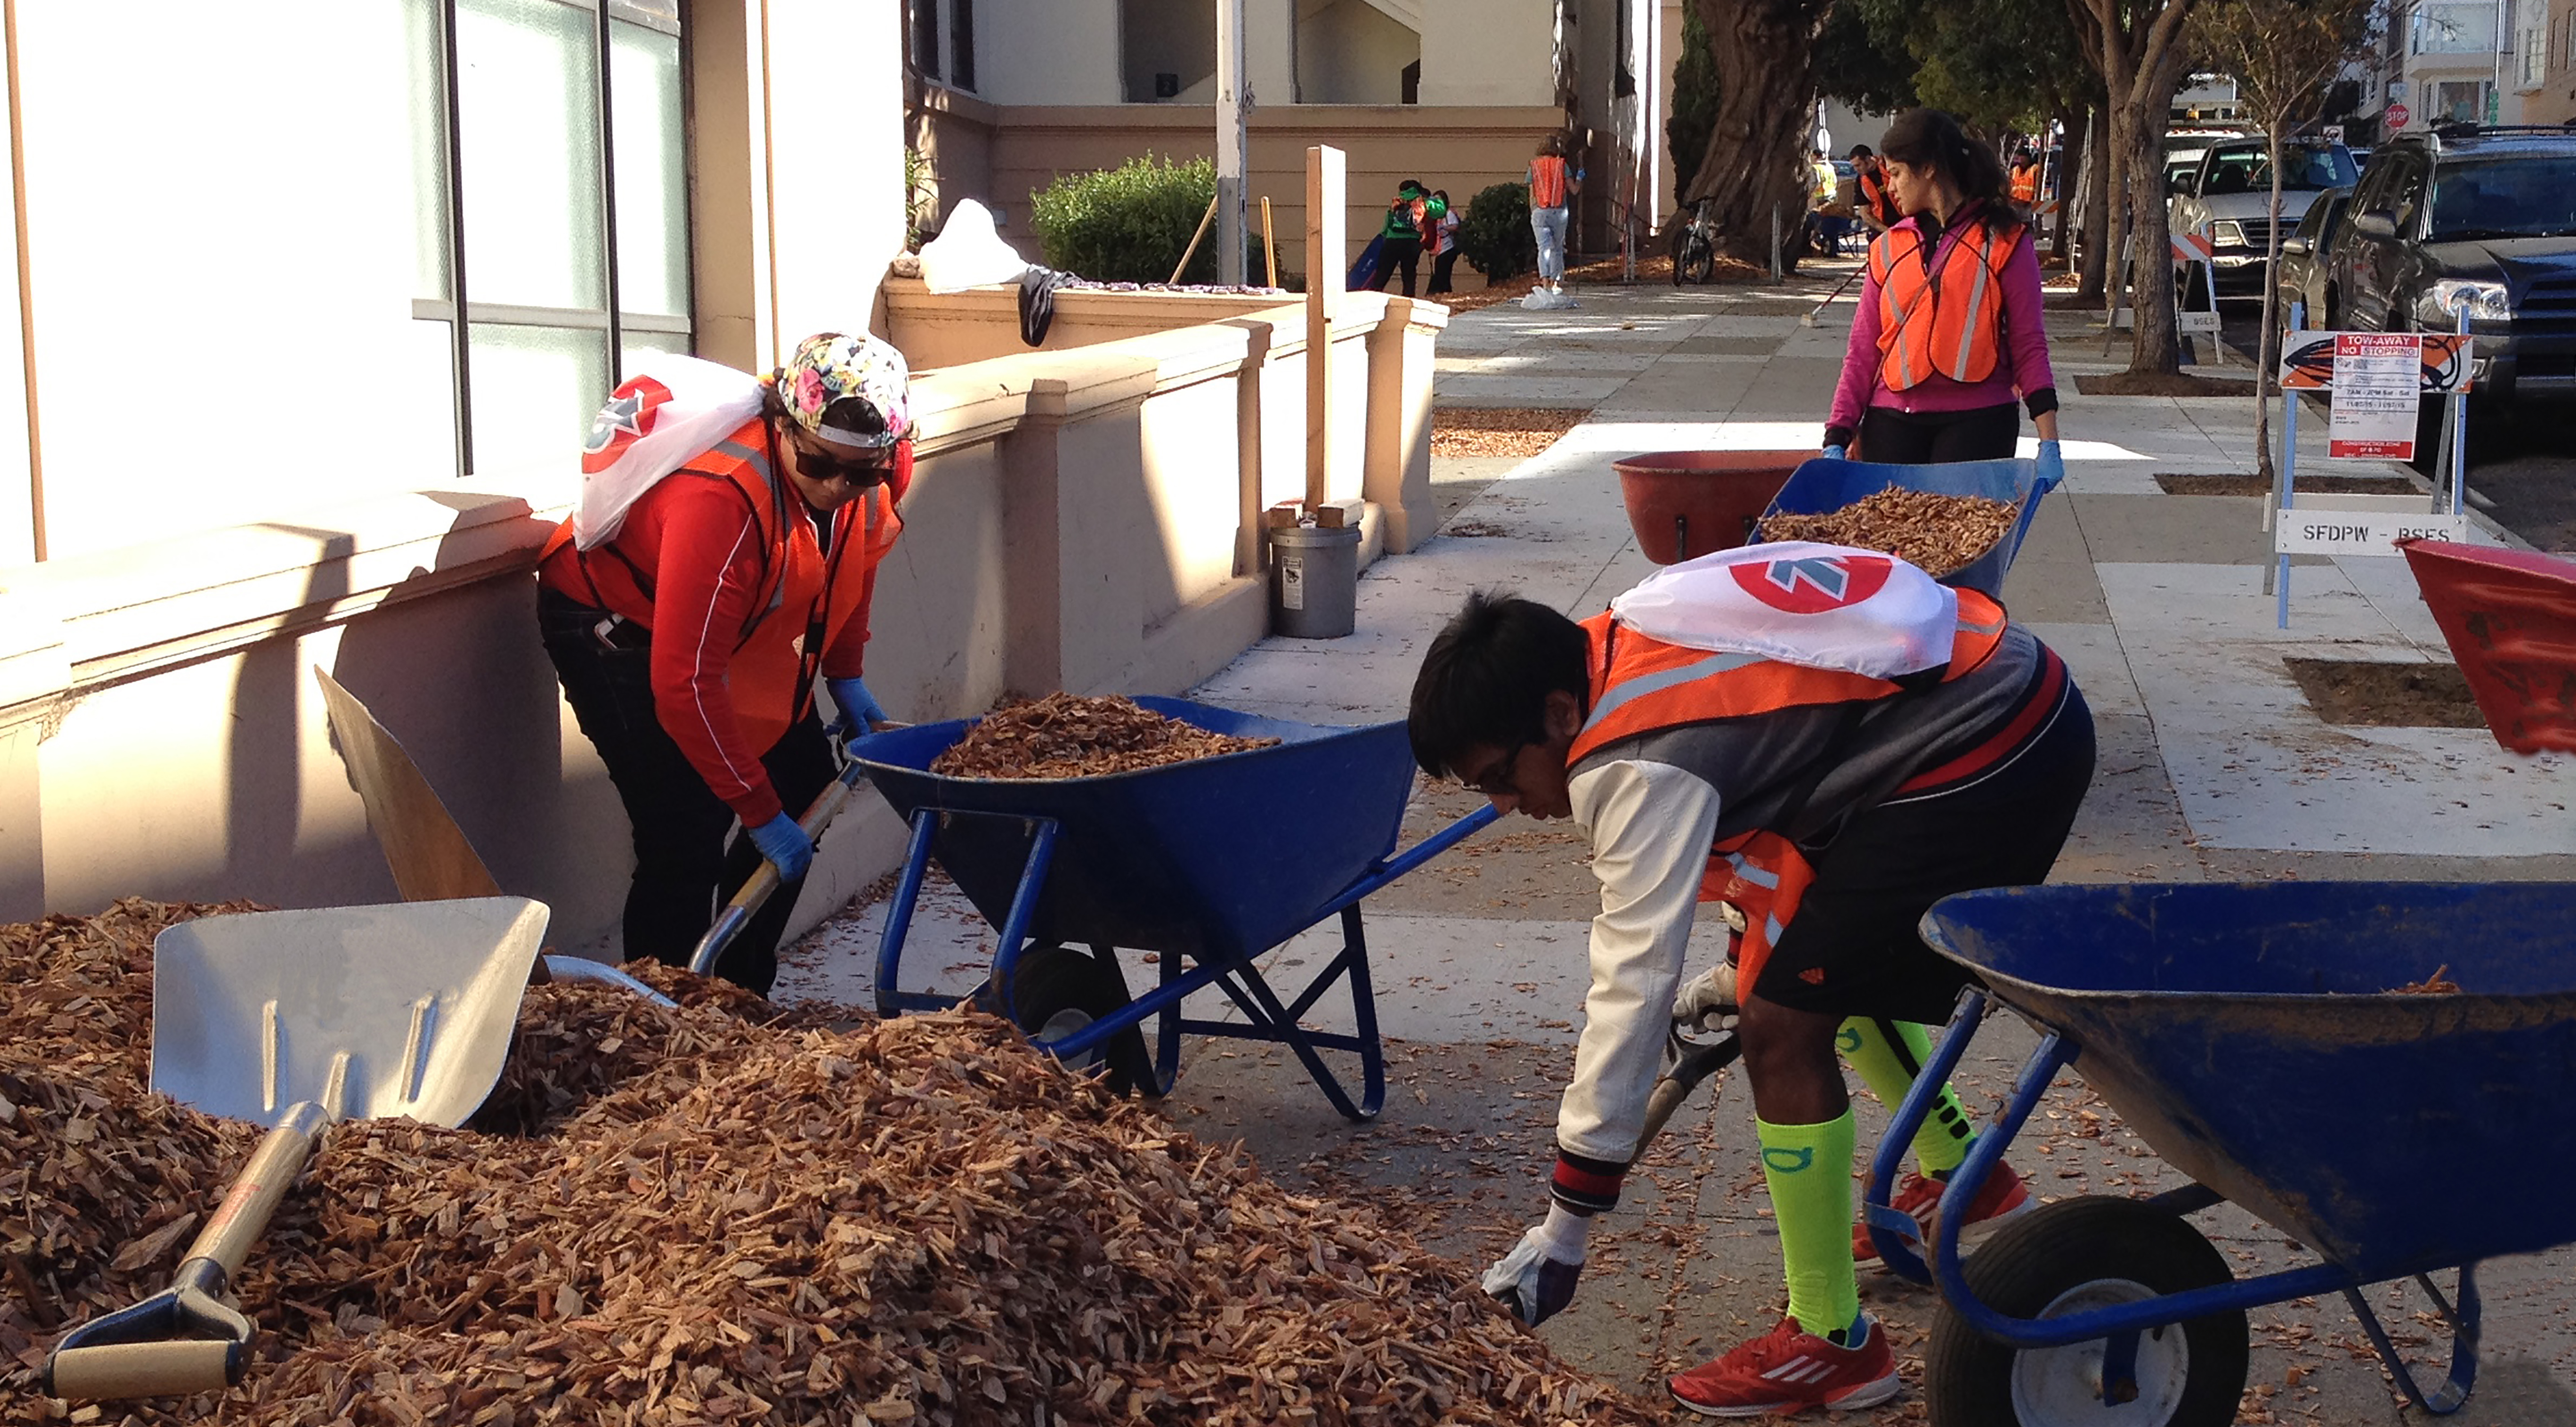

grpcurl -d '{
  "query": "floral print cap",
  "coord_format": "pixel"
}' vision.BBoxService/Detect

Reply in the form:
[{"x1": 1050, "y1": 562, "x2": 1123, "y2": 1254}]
[{"x1": 770, "y1": 332, "x2": 912, "y2": 451}]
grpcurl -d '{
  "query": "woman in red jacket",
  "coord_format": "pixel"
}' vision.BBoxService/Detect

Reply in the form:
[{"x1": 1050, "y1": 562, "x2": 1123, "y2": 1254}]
[{"x1": 536, "y1": 333, "x2": 912, "y2": 992}]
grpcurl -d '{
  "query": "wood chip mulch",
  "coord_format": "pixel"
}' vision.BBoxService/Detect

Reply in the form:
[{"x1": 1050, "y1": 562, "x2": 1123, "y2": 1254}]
[
  {"x1": 2, "y1": 901, "x2": 1657, "y2": 1426},
  {"x1": 928, "y1": 694, "x2": 1279, "y2": 780},
  {"x1": 1431, "y1": 407, "x2": 1587, "y2": 461},
  {"x1": 1757, "y1": 488, "x2": 2019, "y2": 578},
  {"x1": 2392, "y1": 964, "x2": 2464, "y2": 995}
]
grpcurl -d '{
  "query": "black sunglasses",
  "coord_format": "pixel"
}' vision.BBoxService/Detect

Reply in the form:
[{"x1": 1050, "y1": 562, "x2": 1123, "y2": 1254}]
[{"x1": 790, "y1": 435, "x2": 893, "y2": 488}]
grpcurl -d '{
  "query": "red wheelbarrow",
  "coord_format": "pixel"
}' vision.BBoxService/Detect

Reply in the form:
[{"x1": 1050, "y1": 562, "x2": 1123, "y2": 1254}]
[{"x1": 2399, "y1": 539, "x2": 2576, "y2": 754}]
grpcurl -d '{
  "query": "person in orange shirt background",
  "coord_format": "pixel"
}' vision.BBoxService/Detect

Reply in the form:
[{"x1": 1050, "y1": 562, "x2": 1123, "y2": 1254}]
[{"x1": 1527, "y1": 134, "x2": 1581, "y2": 293}]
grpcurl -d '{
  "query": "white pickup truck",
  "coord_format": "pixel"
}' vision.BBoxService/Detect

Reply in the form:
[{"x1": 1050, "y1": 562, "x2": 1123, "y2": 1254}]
[{"x1": 2168, "y1": 137, "x2": 2362, "y2": 299}]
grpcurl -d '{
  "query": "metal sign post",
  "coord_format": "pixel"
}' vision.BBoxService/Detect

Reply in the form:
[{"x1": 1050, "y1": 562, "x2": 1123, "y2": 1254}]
[{"x1": 2272, "y1": 319, "x2": 2477, "y2": 628}]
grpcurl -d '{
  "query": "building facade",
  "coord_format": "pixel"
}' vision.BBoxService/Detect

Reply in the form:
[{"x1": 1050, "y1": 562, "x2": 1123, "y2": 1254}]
[
  {"x1": 2526, "y1": 0, "x2": 2576, "y2": 122},
  {"x1": 0, "y1": 0, "x2": 1440, "y2": 959},
  {"x1": 911, "y1": 0, "x2": 1664, "y2": 284}
]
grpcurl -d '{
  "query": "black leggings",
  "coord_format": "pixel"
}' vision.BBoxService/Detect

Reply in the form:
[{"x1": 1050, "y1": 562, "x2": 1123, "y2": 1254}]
[
  {"x1": 1858, "y1": 402, "x2": 2022, "y2": 463},
  {"x1": 537, "y1": 586, "x2": 836, "y2": 994},
  {"x1": 1370, "y1": 237, "x2": 1422, "y2": 296}
]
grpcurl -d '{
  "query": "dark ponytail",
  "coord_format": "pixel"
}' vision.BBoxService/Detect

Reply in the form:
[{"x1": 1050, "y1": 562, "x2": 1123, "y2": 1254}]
[{"x1": 1878, "y1": 108, "x2": 2021, "y2": 231}]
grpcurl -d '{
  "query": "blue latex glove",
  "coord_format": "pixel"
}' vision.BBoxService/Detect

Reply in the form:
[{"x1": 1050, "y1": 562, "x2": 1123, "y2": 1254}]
[
  {"x1": 2035, "y1": 437, "x2": 2066, "y2": 492},
  {"x1": 826, "y1": 676, "x2": 889, "y2": 735},
  {"x1": 746, "y1": 812, "x2": 813, "y2": 882},
  {"x1": 1481, "y1": 1209, "x2": 1588, "y2": 1326},
  {"x1": 1821, "y1": 443, "x2": 1847, "y2": 461}
]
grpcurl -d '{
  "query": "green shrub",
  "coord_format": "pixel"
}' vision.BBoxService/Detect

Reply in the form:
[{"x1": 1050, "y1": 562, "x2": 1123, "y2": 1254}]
[
  {"x1": 1458, "y1": 182, "x2": 1536, "y2": 281},
  {"x1": 1027, "y1": 153, "x2": 1220, "y2": 284}
]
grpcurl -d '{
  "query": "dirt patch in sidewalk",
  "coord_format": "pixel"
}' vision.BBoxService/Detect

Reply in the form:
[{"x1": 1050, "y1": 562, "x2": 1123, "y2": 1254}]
[
  {"x1": 2076, "y1": 371, "x2": 2257, "y2": 397},
  {"x1": 2156, "y1": 473, "x2": 2423, "y2": 497},
  {"x1": 2285, "y1": 657, "x2": 2484, "y2": 728},
  {"x1": 1432, "y1": 405, "x2": 1589, "y2": 459}
]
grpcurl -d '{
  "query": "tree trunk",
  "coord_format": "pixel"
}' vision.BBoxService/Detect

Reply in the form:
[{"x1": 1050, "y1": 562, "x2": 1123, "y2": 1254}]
[
  {"x1": 2076, "y1": 102, "x2": 2110, "y2": 301},
  {"x1": 2254, "y1": 123, "x2": 2288, "y2": 483},
  {"x1": 2123, "y1": 46, "x2": 2187, "y2": 375},
  {"x1": 1681, "y1": 0, "x2": 1828, "y2": 264},
  {"x1": 2099, "y1": 115, "x2": 2127, "y2": 324}
]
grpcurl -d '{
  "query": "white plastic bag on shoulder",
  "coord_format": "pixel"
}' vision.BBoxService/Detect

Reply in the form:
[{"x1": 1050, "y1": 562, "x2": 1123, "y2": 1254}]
[
  {"x1": 1608, "y1": 541, "x2": 1959, "y2": 679},
  {"x1": 574, "y1": 356, "x2": 767, "y2": 550}
]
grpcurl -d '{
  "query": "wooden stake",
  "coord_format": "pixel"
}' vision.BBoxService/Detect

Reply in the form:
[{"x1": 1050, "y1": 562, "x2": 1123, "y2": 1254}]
[
  {"x1": 1261, "y1": 196, "x2": 1277, "y2": 288},
  {"x1": 1170, "y1": 194, "x2": 1219, "y2": 285}
]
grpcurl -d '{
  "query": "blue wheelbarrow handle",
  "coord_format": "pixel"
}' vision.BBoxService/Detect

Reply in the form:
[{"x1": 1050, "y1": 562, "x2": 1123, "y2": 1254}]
[{"x1": 688, "y1": 756, "x2": 874, "y2": 977}]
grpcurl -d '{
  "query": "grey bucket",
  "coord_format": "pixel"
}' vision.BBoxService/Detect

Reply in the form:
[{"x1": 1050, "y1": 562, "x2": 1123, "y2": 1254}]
[{"x1": 1269, "y1": 524, "x2": 1361, "y2": 638}]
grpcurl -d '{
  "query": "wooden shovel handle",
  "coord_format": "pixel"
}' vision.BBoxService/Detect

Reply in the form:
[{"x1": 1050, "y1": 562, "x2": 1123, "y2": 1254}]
[{"x1": 46, "y1": 1340, "x2": 237, "y2": 1399}]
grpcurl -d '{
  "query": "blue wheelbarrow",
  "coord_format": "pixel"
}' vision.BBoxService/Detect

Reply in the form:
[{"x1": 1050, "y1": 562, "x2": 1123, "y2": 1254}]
[
  {"x1": 1866, "y1": 880, "x2": 2576, "y2": 1425},
  {"x1": 848, "y1": 698, "x2": 1495, "y2": 1120},
  {"x1": 1764, "y1": 453, "x2": 2064, "y2": 599}
]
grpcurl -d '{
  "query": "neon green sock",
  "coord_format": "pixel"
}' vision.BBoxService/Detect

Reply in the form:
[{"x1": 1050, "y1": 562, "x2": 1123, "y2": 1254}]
[
  {"x1": 1758, "y1": 1110, "x2": 1860, "y2": 1339},
  {"x1": 1838, "y1": 1017, "x2": 1974, "y2": 1176}
]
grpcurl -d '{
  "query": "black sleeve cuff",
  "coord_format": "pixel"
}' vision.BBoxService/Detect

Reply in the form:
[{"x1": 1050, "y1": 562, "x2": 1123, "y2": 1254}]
[
  {"x1": 1549, "y1": 1148, "x2": 1630, "y2": 1216},
  {"x1": 2024, "y1": 387, "x2": 2060, "y2": 420},
  {"x1": 1822, "y1": 424, "x2": 1856, "y2": 452}
]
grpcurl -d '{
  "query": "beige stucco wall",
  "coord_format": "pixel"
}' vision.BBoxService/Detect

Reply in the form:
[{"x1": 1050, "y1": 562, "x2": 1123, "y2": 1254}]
[
  {"x1": 1417, "y1": 0, "x2": 1556, "y2": 105},
  {"x1": 1297, "y1": 0, "x2": 1421, "y2": 104}
]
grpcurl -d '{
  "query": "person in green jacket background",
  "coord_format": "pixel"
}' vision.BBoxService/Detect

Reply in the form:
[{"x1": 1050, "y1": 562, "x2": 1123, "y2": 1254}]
[{"x1": 1367, "y1": 178, "x2": 1429, "y2": 296}]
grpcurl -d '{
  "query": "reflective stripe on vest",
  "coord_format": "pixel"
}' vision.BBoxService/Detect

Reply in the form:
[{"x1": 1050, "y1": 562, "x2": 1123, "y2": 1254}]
[
  {"x1": 1567, "y1": 590, "x2": 2009, "y2": 766},
  {"x1": 1869, "y1": 218, "x2": 2022, "y2": 390}
]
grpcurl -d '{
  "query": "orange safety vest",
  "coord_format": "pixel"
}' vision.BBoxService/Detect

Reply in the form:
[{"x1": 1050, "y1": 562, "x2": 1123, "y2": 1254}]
[
  {"x1": 1869, "y1": 215, "x2": 2023, "y2": 391},
  {"x1": 1564, "y1": 593, "x2": 2009, "y2": 995},
  {"x1": 2009, "y1": 163, "x2": 2040, "y2": 205},
  {"x1": 1529, "y1": 156, "x2": 1571, "y2": 210},
  {"x1": 540, "y1": 417, "x2": 902, "y2": 756}
]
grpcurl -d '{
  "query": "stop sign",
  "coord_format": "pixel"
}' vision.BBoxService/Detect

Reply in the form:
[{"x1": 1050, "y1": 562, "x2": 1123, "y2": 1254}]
[{"x1": 2388, "y1": 102, "x2": 2411, "y2": 129}]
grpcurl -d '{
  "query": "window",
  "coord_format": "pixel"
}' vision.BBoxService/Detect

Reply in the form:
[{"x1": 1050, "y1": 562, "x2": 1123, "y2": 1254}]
[
  {"x1": 2520, "y1": 24, "x2": 2546, "y2": 88},
  {"x1": 912, "y1": 0, "x2": 976, "y2": 91},
  {"x1": 2412, "y1": 3, "x2": 2498, "y2": 54},
  {"x1": 407, "y1": 0, "x2": 692, "y2": 480}
]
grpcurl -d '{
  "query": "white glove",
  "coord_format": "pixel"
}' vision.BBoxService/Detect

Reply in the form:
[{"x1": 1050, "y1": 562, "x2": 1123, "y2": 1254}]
[
  {"x1": 1672, "y1": 961, "x2": 1739, "y2": 1033},
  {"x1": 1481, "y1": 1205, "x2": 1590, "y2": 1326}
]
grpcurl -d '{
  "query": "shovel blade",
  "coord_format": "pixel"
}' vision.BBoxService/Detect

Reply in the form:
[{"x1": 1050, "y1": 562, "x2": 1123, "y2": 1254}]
[{"x1": 149, "y1": 898, "x2": 548, "y2": 1129}]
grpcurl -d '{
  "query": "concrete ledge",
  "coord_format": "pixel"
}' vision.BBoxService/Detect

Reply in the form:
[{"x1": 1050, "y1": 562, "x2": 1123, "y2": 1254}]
[{"x1": 2, "y1": 484, "x2": 565, "y2": 698}]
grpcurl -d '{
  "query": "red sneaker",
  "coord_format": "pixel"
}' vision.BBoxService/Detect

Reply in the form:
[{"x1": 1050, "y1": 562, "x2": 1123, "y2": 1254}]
[
  {"x1": 1668, "y1": 1314, "x2": 1900, "y2": 1417},
  {"x1": 1852, "y1": 1160, "x2": 2031, "y2": 1263}
]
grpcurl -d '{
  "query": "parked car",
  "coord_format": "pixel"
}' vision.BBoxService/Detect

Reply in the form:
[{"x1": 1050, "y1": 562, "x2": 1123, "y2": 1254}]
[
  {"x1": 2168, "y1": 138, "x2": 2361, "y2": 298},
  {"x1": 2164, "y1": 128, "x2": 2252, "y2": 197},
  {"x1": 2322, "y1": 125, "x2": 2576, "y2": 460},
  {"x1": 2276, "y1": 184, "x2": 2356, "y2": 322}
]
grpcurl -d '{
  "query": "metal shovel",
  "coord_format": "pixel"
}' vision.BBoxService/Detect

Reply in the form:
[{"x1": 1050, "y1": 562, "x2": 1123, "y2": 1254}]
[{"x1": 42, "y1": 897, "x2": 551, "y2": 1401}]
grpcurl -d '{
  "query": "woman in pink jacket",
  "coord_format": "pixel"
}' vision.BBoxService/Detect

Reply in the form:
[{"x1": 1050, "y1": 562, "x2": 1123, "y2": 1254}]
[{"x1": 1824, "y1": 109, "x2": 2061, "y2": 468}]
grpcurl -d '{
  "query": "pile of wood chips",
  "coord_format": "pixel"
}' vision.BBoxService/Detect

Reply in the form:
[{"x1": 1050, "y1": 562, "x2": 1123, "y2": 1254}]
[
  {"x1": 1758, "y1": 487, "x2": 2019, "y2": 577},
  {"x1": 929, "y1": 694, "x2": 1279, "y2": 780},
  {"x1": 4, "y1": 902, "x2": 1649, "y2": 1427}
]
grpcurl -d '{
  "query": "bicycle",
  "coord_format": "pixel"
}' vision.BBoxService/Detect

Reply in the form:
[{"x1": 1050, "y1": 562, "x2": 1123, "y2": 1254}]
[{"x1": 1669, "y1": 199, "x2": 1718, "y2": 285}]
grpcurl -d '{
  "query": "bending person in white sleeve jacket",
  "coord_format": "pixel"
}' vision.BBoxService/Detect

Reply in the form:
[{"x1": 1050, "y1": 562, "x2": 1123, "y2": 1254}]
[{"x1": 1407, "y1": 544, "x2": 2093, "y2": 1417}]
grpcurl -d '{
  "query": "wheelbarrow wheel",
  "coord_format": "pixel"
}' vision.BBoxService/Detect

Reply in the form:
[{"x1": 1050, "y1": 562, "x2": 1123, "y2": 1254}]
[
  {"x1": 1925, "y1": 1196, "x2": 2247, "y2": 1427},
  {"x1": 999, "y1": 944, "x2": 1155, "y2": 1096}
]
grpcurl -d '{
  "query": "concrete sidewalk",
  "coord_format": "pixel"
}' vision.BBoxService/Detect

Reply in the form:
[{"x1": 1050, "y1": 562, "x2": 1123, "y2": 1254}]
[{"x1": 783, "y1": 265, "x2": 2576, "y2": 1422}]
